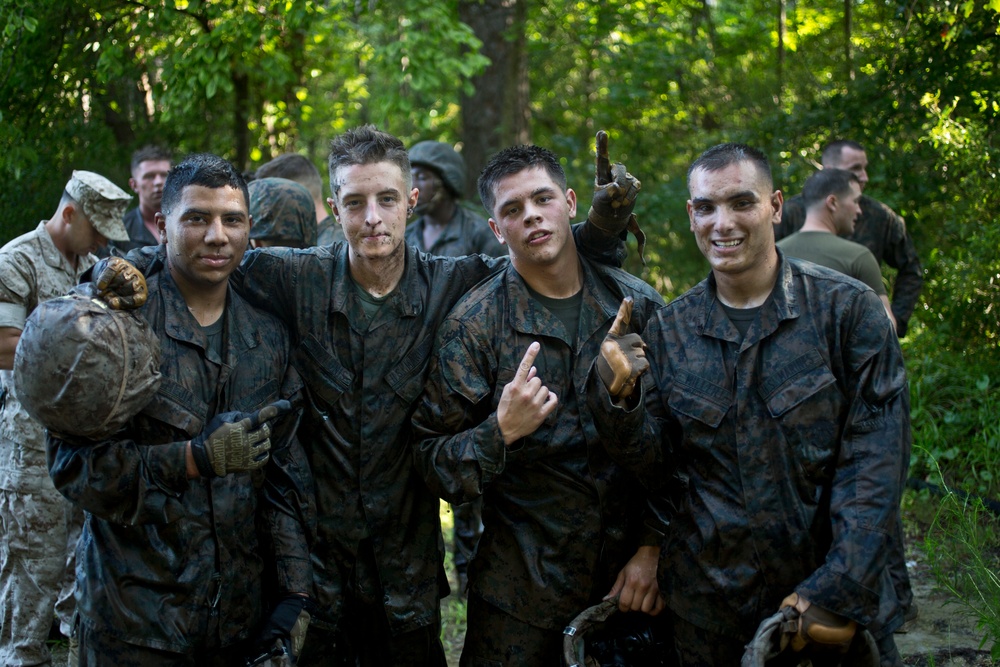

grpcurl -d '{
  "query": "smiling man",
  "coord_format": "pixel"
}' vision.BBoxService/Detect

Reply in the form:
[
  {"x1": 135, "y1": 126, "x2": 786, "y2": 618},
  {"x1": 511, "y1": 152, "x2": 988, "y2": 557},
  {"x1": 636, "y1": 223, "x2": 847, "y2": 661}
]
[
  {"x1": 589, "y1": 143, "x2": 911, "y2": 666},
  {"x1": 47, "y1": 154, "x2": 314, "y2": 666},
  {"x1": 0, "y1": 170, "x2": 130, "y2": 666},
  {"x1": 410, "y1": 144, "x2": 667, "y2": 666}
]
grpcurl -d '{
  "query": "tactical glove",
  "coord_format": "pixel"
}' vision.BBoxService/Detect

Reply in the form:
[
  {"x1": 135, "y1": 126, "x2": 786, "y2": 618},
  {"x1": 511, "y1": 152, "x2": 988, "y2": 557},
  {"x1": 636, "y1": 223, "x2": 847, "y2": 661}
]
[
  {"x1": 778, "y1": 592, "x2": 857, "y2": 653},
  {"x1": 190, "y1": 400, "x2": 291, "y2": 477},
  {"x1": 92, "y1": 257, "x2": 148, "y2": 310},
  {"x1": 253, "y1": 595, "x2": 312, "y2": 664},
  {"x1": 597, "y1": 297, "x2": 648, "y2": 404},
  {"x1": 588, "y1": 131, "x2": 647, "y2": 264}
]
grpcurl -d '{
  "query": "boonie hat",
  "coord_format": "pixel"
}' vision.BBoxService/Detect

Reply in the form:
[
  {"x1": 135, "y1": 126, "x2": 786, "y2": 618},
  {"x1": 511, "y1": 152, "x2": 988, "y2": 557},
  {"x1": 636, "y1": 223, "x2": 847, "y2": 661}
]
[{"x1": 65, "y1": 170, "x2": 132, "y2": 242}]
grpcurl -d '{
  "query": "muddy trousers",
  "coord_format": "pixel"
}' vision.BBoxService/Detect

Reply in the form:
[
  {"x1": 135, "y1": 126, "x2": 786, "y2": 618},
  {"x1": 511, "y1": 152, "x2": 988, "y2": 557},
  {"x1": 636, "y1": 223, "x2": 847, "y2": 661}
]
[{"x1": 0, "y1": 480, "x2": 81, "y2": 667}]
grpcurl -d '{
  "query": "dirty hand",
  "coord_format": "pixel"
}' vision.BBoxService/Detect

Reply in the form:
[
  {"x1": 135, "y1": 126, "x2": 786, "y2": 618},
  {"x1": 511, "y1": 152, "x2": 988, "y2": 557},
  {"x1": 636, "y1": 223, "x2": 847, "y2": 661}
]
[
  {"x1": 93, "y1": 257, "x2": 148, "y2": 309},
  {"x1": 605, "y1": 545, "x2": 664, "y2": 615},
  {"x1": 496, "y1": 342, "x2": 558, "y2": 446},
  {"x1": 254, "y1": 595, "x2": 311, "y2": 663},
  {"x1": 190, "y1": 400, "x2": 291, "y2": 477},
  {"x1": 779, "y1": 592, "x2": 857, "y2": 653},
  {"x1": 588, "y1": 130, "x2": 641, "y2": 234},
  {"x1": 597, "y1": 297, "x2": 648, "y2": 404}
]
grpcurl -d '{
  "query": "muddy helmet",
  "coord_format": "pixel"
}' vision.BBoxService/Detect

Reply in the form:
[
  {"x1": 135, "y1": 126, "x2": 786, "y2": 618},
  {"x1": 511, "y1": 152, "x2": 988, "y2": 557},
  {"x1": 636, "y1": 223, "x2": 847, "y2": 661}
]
[
  {"x1": 249, "y1": 177, "x2": 317, "y2": 248},
  {"x1": 408, "y1": 141, "x2": 466, "y2": 199}
]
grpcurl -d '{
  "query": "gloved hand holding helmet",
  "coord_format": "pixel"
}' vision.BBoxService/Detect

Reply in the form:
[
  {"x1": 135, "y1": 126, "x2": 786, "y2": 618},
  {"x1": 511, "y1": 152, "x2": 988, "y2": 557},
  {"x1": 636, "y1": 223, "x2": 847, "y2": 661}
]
[
  {"x1": 247, "y1": 595, "x2": 312, "y2": 666},
  {"x1": 92, "y1": 256, "x2": 149, "y2": 310},
  {"x1": 596, "y1": 297, "x2": 649, "y2": 406},
  {"x1": 190, "y1": 400, "x2": 291, "y2": 477},
  {"x1": 778, "y1": 593, "x2": 857, "y2": 653}
]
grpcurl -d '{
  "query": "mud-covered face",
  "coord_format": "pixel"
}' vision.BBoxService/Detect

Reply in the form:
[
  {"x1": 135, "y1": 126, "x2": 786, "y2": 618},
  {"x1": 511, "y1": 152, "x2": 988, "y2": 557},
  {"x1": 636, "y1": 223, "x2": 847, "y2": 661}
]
[{"x1": 329, "y1": 161, "x2": 418, "y2": 263}]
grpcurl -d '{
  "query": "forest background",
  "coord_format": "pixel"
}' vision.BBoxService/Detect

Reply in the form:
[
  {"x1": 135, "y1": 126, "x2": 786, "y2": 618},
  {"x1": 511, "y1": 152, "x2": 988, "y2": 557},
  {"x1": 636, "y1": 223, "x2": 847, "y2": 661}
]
[{"x1": 1, "y1": 0, "x2": 999, "y2": 651}]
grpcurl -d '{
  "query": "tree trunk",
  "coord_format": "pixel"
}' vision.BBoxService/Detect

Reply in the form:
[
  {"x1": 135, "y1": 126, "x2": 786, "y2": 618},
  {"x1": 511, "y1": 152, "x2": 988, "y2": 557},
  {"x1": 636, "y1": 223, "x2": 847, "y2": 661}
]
[
  {"x1": 777, "y1": 0, "x2": 785, "y2": 104},
  {"x1": 844, "y1": 0, "x2": 854, "y2": 81},
  {"x1": 458, "y1": 0, "x2": 529, "y2": 201},
  {"x1": 233, "y1": 71, "x2": 250, "y2": 169}
]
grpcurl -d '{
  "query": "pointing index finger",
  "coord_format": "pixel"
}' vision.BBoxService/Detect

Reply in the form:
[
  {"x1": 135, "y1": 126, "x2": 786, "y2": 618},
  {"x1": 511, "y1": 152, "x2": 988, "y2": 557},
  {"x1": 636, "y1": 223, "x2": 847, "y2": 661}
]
[
  {"x1": 596, "y1": 130, "x2": 611, "y2": 186},
  {"x1": 609, "y1": 297, "x2": 633, "y2": 337},
  {"x1": 516, "y1": 341, "x2": 541, "y2": 382}
]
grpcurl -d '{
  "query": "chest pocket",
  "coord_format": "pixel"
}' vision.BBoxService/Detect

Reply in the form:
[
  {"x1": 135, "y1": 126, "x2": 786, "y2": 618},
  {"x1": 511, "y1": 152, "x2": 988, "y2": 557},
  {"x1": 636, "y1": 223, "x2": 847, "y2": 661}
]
[
  {"x1": 294, "y1": 335, "x2": 353, "y2": 408},
  {"x1": 230, "y1": 378, "x2": 279, "y2": 413},
  {"x1": 385, "y1": 335, "x2": 433, "y2": 405},
  {"x1": 759, "y1": 349, "x2": 841, "y2": 480},
  {"x1": 141, "y1": 377, "x2": 204, "y2": 437},
  {"x1": 667, "y1": 369, "x2": 732, "y2": 429}
]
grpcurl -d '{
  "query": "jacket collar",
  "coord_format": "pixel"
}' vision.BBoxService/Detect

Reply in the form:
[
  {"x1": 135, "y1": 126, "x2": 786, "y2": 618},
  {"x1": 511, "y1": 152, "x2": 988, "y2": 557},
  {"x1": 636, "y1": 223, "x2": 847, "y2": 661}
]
[{"x1": 328, "y1": 242, "x2": 424, "y2": 322}]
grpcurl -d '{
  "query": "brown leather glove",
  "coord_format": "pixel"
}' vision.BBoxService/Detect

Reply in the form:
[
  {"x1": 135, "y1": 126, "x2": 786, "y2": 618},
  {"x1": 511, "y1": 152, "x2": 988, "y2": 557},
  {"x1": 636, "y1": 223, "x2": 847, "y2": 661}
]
[
  {"x1": 587, "y1": 131, "x2": 646, "y2": 264},
  {"x1": 93, "y1": 257, "x2": 148, "y2": 309},
  {"x1": 597, "y1": 297, "x2": 648, "y2": 405},
  {"x1": 779, "y1": 592, "x2": 857, "y2": 653}
]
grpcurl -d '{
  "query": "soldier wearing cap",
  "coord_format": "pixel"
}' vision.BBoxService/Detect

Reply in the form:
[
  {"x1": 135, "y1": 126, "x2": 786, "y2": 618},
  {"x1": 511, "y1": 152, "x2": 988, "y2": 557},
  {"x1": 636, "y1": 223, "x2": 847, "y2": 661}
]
[
  {"x1": 249, "y1": 177, "x2": 319, "y2": 249},
  {"x1": 0, "y1": 170, "x2": 130, "y2": 665},
  {"x1": 406, "y1": 140, "x2": 507, "y2": 258}
]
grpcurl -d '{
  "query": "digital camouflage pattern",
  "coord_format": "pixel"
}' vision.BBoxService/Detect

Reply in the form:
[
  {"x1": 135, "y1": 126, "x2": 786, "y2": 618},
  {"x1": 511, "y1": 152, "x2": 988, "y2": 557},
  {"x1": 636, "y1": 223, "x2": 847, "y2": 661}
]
[
  {"x1": 592, "y1": 252, "x2": 910, "y2": 657},
  {"x1": 410, "y1": 258, "x2": 666, "y2": 631},
  {"x1": 107, "y1": 207, "x2": 159, "y2": 256},
  {"x1": 15, "y1": 292, "x2": 161, "y2": 439},
  {"x1": 0, "y1": 221, "x2": 92, "y2": 665},
  {"x1": 249, "y1": 178, "x2": 318, "y2": 248},
  {"x1": 47, "y1": 248, "x2": 315, "y2": 656},
  {"x1": 404, "y1": 205, "x2": 507, "y2": 257},
  {"x1": 315, "y1": 216, "x2": 345, "y2": 246},
  {"x1": 775, "y1": 193, "x2": 923, "y2": 335},
  {"x1": 65, "y1": 170, "x2": 132, "y2": 242}
]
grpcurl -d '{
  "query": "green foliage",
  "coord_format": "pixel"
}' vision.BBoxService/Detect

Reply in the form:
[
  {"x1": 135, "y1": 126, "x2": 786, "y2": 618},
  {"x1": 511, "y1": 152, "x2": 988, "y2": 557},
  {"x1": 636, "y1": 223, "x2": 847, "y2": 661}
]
[{"x1": 922, "y1": 472, "x2": 1000, "y2": 660}]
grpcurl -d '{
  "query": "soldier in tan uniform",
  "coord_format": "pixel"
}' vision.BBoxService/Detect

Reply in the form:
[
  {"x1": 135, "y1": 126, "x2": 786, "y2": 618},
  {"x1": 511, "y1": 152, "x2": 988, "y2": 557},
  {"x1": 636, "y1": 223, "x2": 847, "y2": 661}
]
[{"x1": 0, "y1": 171, "x2": 130, "y2": 666}]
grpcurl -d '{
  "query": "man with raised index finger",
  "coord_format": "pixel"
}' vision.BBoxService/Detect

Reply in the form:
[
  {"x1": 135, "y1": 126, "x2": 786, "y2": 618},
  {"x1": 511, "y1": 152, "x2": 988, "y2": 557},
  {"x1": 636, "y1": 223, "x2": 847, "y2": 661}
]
[
  {"x1": 410, "y1": 141, "x2": 668, "y2": 666},
  {"x1": 97, "y1": 125, "x2": 637, "y2": 666},
  {"x1": 589, "y1": 143, "x2": 910, "y2": 666}
]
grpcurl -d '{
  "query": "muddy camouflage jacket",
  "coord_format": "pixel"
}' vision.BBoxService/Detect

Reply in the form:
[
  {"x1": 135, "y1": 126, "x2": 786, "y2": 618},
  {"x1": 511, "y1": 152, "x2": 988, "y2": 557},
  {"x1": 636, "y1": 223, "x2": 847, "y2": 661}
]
[
  {"x1": 593, "y1": 252, "x2": 910, "y2": 639},
  {"x1": 48, "y1": 251, "x2": 315, "y2": 653},
  {"x1": 410, "y1": 259, "x2": 666, "y2": 629},
  {"x1": 776, "y1": 193, "x2": 923, "y2": 335},
  {"x1": 404, "y1": 205, "x2": 507, "y2": 258}
]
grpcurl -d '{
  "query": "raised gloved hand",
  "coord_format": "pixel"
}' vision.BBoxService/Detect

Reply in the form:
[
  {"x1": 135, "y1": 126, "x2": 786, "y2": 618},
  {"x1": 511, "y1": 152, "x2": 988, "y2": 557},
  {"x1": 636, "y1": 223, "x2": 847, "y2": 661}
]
[
  {"x1": 251, "y1": 595, "x2": 312, "y2": 665},
  {"x1": 597, "y1": 297, "x2": 648, "y2": 405},
  {"x1": 190, "y1": 400, "x2": 291, "y2": 477},
  {"x1": 588, "y1": 130, "x2": 647, "y2": 264},
  {"x1": 779, "y1": 592, "x2": 857, "y2": 653},
  {"x1": 92, "y1": 257, "x2": 148, "y2": 309}
]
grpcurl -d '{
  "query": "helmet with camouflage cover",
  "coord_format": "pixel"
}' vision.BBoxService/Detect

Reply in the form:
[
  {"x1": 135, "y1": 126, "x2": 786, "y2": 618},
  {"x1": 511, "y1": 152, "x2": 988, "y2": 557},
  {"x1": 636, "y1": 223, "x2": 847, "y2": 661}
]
[
  {"x1": 14, "y1": 292, "x2": 161, "y2": 440},
  {"x1": 408, "y1": 141, "x2": 466, "y2": 199},
  {"x1": 249, "y1": 177, "x2": 317, "y2": 248}
]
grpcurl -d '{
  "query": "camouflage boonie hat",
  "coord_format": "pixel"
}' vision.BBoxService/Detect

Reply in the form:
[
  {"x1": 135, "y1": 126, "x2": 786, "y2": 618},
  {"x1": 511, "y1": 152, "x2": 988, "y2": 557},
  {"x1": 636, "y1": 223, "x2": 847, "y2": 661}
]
[
  {"x1": 249, "y1": 177, "x2": 317, "y2": 248},
  {"x1": 15, "y1": 292, "x2": 161, "y2": 439},
  {"x1": 65, "y1": 170, "x2": 131, "y2": 242}
]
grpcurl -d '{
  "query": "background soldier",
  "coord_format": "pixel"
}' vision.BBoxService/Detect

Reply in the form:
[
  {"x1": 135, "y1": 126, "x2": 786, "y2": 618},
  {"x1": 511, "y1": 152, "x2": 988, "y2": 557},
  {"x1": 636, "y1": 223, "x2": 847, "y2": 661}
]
[
  {"x1": 109, "y1": 145, "x2": 173, "y2": 255},
  {"x1": 0, "y1": 170, "x2": 130, "y2": 665},
  {"x1": 255, "y1": 153, "x2": 343, "y2": 245}
]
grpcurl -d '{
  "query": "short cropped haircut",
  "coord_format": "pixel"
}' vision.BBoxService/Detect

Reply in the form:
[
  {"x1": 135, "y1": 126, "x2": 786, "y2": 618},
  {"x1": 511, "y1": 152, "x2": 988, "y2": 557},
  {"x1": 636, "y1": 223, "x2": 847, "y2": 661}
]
[
  {"x1": 130, "y1": 145, "x2": 173, "y2": 173},
  {"x1": 821, "y1": 140, "x2": 866, "y2": 168},
  {"x1": 160, "y1": 153, "x2": 249, "y2": 217},
  {"x1": 687, "y1": 142, "x2": 773, "y2": 193},
  {"x1": 327, "y1": 125, "x2": 411, "y2": 198},
  {"x1": 801, "y1": 168, "x2": 860, "y2": 209},
  {"x1": 477, "y1": 145, "x2": 567, "y2": 215},
  {"x1": 256, "y1": 153, "x2": 324, "y2": 202}
]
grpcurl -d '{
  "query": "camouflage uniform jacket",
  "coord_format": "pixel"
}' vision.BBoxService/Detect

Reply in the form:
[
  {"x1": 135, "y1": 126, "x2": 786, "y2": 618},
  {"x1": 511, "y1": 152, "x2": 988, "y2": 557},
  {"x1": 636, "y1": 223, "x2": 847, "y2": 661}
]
[
  {"x1": 593, "y1": 252, "x2": 910, "y2": 638},
  {"x1": 316, "y1": 215, "x2": 345, "y2": 246},
  {"x1": 164, "y1": 223, "x2": 621, "y2": 636},
  {"x1": 776, "y1": 193, "x2": 923, "y2": 333},
  {"x1": 0, "y1": 222, "x2": 95, "y2": 486},
  {"x1": 47, "y1": 250, "x2": 315, "y2": 653},
  {"x1": 405, "y1": 205, "x2": 507, "y2": 257},
  {"x1": 410, "y1": 258, "x2": 666, "y2": 629},
  {"x1": 108, "y1": 207, "x2": 159, "y2": 255}
]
